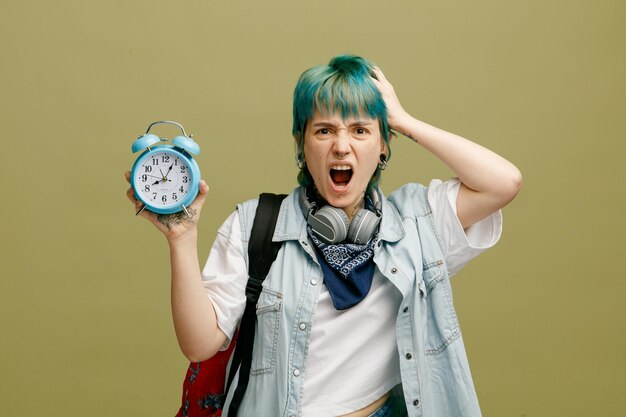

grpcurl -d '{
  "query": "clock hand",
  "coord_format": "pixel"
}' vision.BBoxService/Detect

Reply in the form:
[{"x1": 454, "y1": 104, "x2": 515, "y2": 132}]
[
  {"x1": 144, "y1": 174, "x2": 165, "y2": 180},
  {"x1": 164, "y1": 163, "x2": 174, "y2": 179},
  {"x1": 143, "y1": 174, "x2": 172, "y2": 183}
]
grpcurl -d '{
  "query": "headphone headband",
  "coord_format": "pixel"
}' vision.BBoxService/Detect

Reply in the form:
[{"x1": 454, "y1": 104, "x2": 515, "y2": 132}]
[{"x1": 299, "y1": 187, "x2": 382, "y2": 244}]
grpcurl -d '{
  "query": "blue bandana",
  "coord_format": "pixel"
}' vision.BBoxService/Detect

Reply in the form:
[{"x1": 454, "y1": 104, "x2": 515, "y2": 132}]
[{"x1": 308, "y1": 229, "x2": 379, "y2": 310}]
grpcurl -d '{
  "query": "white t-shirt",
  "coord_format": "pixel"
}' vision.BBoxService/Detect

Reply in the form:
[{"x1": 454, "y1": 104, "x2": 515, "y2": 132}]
[{"x1": 201, "y1": 179, "x2": 502, "y2": 415}]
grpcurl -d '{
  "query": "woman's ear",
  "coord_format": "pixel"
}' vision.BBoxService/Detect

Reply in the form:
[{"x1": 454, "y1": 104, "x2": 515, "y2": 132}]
[
  {"x1": 295, "y1": 128, "x2": 307, "y2": 147},
  {"x1": 295, "y1": 132, "x2": 306, "y2": 169}
]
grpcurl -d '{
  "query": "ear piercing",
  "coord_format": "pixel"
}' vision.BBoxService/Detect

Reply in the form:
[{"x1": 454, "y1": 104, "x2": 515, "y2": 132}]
[
  {"x1": 378, "y1": 154, "x2": 388, "y2": 170},
  {"x1": 296, "y1": 153, "x2": 306, "y2": 169}
]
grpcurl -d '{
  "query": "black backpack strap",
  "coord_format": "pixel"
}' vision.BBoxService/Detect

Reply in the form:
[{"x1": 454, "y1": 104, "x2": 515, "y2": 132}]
[{"x1": 226, "y1": 193, "x2": 287, "y2": 417}]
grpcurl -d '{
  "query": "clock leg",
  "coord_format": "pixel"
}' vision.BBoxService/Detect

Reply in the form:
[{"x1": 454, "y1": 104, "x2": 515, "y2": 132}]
[
  {"x1": 182, "y1": 205, "x2": 191, "y2": 218},
  {"x1": 135, "y1": 204, "x2": 147, "y2": 216}
]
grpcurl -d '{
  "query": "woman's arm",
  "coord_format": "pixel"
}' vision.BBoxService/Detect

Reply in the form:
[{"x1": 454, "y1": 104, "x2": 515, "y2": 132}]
[
  {"x1": 125, "y1": 172, "x2": 227, "y2": 362},
  {"x1": 168, "y1": 230, "x2": 229, "y2": 362},
  {"x1": 372, "y1": 68, "x2": 522, "y2": 228}
]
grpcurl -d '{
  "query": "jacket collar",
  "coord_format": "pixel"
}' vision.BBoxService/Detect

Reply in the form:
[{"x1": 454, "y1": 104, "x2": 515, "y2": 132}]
[{"x1": 272, "y1": 187, "x2": 405, "y2": 244}]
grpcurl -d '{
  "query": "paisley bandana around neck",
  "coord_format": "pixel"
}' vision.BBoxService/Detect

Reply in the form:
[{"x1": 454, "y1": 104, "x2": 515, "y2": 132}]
[
  {"x1": 309, "y1": 229, "x2": 378, "y2": 277},
  {"x1": 308, "y1": 228, "x2": 379, "y2": 310}
]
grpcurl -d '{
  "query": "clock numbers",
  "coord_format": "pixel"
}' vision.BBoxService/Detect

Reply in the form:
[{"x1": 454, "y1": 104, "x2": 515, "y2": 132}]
[{"x1": 135, "y1": 150, "x2": 193, "y2": 209}]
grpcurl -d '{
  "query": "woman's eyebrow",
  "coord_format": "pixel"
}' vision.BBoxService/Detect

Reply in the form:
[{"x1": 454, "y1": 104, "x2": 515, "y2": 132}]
[
  {"x1": 311, "y1": 120, "x2": 374, "y2": 128},
  {"x1": 348, "y1": 120, "x2": 375, "y2": 127},
  {"x1": 311, "y1": 122, "x2": 338, "y2": 128}
]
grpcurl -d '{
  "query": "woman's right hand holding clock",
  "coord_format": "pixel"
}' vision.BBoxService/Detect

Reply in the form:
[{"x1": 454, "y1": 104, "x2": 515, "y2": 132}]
[{"x1": 125, "y1": 170, "x2": 210, "y2": 244}]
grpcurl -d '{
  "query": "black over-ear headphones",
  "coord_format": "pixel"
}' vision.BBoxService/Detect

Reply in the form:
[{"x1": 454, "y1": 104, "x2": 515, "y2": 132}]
[{"x1": 299, "y1": 188, "x2": 382, "y2": 244}]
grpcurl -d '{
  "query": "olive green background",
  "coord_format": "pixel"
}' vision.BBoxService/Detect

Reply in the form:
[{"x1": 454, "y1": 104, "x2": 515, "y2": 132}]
[{"x1": 1, "y1": 0, "x2": 624, "y2": 416}]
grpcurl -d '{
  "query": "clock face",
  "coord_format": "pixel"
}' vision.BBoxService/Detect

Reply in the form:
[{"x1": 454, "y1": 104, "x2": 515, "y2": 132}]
[{"x1": 133, "y1": 150, "x2": 193, "y2": 210}]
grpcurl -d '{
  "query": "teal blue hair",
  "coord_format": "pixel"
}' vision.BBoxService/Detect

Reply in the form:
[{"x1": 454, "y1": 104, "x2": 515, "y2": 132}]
[{"x1": 292, "y1": 55, "x2": 391, "y2": 189}]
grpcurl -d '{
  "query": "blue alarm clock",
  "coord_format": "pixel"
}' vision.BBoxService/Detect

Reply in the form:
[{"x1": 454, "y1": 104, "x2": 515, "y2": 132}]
[{"x1": 130, "y1": 121, "x2": 201, "y2": 215}]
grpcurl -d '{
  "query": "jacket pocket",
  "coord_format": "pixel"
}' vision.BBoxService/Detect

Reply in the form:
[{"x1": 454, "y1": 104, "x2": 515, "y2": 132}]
[
  {"x1": 421, "y1": 260, "x2": 461, "y2": 355},
  {"x1": 250, "y1": 287, "x2": 282, "y2": 375}
]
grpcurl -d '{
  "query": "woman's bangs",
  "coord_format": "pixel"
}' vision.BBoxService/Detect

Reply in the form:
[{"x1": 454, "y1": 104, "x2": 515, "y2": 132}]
[{"x1": 313, "y1": 76, "x2": 382, "y2": 120}]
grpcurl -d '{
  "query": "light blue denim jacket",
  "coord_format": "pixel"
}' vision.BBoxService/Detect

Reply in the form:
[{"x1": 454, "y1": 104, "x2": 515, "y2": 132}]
[{"x1": 222, "y1": 183, "x2": 482, "y2": 417}]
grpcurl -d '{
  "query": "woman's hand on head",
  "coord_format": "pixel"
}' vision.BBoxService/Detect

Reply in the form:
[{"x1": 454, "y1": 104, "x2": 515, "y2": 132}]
[
  {"x1": 371, "y1": 66, "x2": 412, "y2": 136},
  {"x1": 124, "y1": 171, "x2": 209, "y2": 243}
]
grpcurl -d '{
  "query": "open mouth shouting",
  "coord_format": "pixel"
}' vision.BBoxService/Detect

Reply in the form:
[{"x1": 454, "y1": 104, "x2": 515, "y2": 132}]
[{"x1": 330, "y1": 164, "x2": 353, "y2": 189}]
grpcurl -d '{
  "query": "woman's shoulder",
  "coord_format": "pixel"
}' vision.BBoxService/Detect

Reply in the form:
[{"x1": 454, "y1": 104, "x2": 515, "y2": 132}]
[
  {"x1": 235, "y1": 187, "x2": 300, "y2": 241},
  {"x1": 385, "y1": 182, "x2": 431, "y2": 217}
]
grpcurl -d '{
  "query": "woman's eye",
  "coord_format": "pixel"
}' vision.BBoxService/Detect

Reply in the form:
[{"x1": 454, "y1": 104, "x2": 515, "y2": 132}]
[
  {"x1": 355, "y1": 128, "x2": 367, "y2": 135},
  {"x1": 318, "y1": 128, "x2": 330, "y2": 135}
]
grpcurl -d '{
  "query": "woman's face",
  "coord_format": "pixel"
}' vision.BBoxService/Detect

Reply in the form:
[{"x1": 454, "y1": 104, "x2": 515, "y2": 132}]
[{"x1": 302, "y1": 110, "x2": 385, "y2": 219}]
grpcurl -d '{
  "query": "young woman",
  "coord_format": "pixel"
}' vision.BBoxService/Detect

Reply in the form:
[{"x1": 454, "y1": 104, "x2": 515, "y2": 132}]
[{"x1": 126, "y1": 55, "x2": 521, "y2": 417}]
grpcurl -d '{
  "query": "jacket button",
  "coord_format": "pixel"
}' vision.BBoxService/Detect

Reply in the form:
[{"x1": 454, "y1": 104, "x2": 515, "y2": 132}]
[
  {"x1": 299, "y1": 323, "x2": 307, "y2": 330},
  {"x1": 391, "y1": 267, "x2": 398, "y2": 274},
  {"x1": 413, "y1": 399, "x2": 420, "y2": 406},
  {"x1": 403, "y1": 306, "x2": 409, "y2": 313},
  {"x1": 310, "y1": 279, "x2": 318, "y2": 286},
  {"x1": 405, "y1": 353, "x2": 413, "y2": 360},
  {"x1": 377, "y1": 241, "x2": 382, "y2": 247},
  {"x1": 293, "y1": 369, "x2": 301, "y2": 377}
]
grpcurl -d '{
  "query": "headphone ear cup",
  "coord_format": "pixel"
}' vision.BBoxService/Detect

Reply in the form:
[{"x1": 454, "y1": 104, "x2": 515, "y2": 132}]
[
  {"x1": 348, "y1": 208, "x2": 382, "y2": 244},
  {"x1": 308, "y1": 206, "x2": 349, "y2": 244}
]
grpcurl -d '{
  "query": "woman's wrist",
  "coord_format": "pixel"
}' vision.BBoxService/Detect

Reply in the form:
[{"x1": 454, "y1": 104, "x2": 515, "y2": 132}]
[
  {"x1": 390, "y1": 111, "x2": 418, "y2": 141},
  {"x1": 167, "y1": 228, "x2": 199, "y2": 248}
]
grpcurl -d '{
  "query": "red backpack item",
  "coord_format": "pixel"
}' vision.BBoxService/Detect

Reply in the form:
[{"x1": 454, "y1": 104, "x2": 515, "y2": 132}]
[{"x1": 174, "y1": 332, "x2": 237, "y2": 417}]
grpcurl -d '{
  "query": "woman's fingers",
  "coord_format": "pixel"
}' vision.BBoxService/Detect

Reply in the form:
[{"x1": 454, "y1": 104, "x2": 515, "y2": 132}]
[
  {"x1": 189, "y1": 180, "x2": 210, "y2": 211},
  {"x1": 125, "y1": 182, "x2": 151, "y2": 220},
  {"x1": 126, "y1": 186, "x2": 137, "y2": 204},
  {"x1": 372, "y1": 67, "x2": 394, "y2": 95},
  {"x1": 372, "y1": 66, "x2": 388, "y2": 82},
  {"x1": 126, "y1": 187, "x2": 148, "y2": 216}
]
